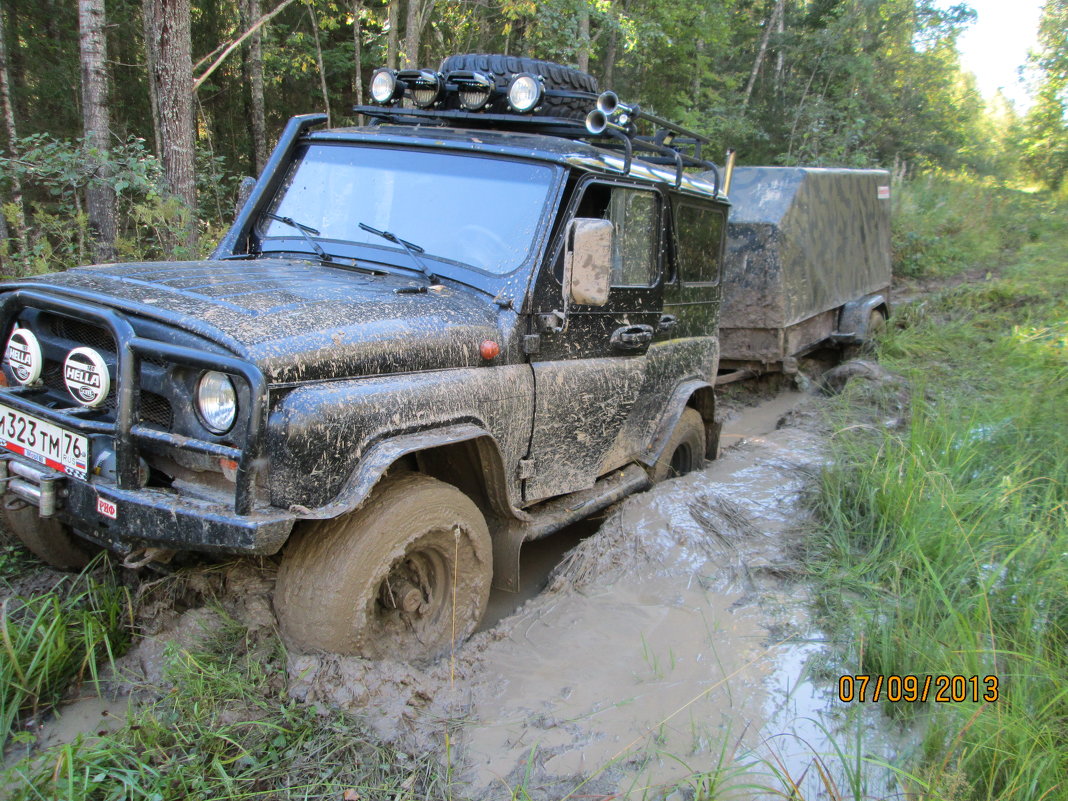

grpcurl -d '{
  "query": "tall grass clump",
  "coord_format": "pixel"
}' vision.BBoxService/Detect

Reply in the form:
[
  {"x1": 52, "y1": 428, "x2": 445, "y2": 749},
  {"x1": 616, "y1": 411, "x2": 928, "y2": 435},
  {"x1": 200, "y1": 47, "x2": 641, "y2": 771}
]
[
  {"x1": 891, "y1": 173, "x2": 1045, "y2": 279},
  {"x1": 0, "y1": 557, "x2": 132, "y2": 749},
  {"x1": 814, "y1": 184, "x2": 1068, "y2": 799}
]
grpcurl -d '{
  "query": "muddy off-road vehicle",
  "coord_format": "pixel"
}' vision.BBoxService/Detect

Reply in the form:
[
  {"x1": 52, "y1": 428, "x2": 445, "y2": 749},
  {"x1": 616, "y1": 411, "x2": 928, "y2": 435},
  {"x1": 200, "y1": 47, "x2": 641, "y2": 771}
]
[{"x1": 0, "y1": 55, "x2": 889, "y2": 660}]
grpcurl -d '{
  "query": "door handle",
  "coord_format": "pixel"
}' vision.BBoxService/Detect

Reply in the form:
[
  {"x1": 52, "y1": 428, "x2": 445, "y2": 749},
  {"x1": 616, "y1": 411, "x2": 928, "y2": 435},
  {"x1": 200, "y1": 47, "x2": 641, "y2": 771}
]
[
  {"x1": 611, "y1": 324, "x2": 654, "y2": 351},
  {"x1": 658, "y1": 314, "x2": 678, "y2": 331}
]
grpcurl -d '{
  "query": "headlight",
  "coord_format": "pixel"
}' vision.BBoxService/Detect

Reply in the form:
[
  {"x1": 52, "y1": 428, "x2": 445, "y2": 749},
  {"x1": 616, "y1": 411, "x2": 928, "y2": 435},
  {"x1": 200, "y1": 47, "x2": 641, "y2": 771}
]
[
  {"x1": 196, "y1": 371, "x2": 237, "y2": 434},
  {"x1": 370, "y1": 67, "x2": 401, "y2": 104},
  {"x1": 507, "y1": 73, "x2": 543, "y2": 113}
]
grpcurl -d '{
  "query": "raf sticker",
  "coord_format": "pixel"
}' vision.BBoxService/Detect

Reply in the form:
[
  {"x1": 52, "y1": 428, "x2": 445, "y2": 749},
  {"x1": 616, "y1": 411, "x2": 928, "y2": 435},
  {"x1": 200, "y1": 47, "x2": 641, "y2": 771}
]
[{"x1": 97, "y1": 496, "x2": 118, "y2": 519}]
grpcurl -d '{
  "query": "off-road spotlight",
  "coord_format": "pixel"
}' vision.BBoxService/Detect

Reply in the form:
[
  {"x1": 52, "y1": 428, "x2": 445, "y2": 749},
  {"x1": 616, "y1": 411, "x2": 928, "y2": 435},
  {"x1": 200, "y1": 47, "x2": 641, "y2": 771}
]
[
  {"x1": 370, "y1": 67, "x2": 402, "y2": 104},
  {"x1": 507, "y1": 73, "x2": 543, "y2": 113},
  {"x1": 449, "y1": 70, "x2": 495, "y2": 111},
  {"x1": 398, "y1": 69, "x2": 445, "y2": 108}
]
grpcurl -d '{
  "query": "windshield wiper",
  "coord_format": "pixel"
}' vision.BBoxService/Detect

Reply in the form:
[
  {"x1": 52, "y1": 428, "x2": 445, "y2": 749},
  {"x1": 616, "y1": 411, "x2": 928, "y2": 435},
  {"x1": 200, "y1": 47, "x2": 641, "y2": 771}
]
[
  {"x1": 358, "y1": 222, "x2": 439, "y2": 285},
  {"x1": 265, "y1": 213, "x2": 333, "y2": 263}
]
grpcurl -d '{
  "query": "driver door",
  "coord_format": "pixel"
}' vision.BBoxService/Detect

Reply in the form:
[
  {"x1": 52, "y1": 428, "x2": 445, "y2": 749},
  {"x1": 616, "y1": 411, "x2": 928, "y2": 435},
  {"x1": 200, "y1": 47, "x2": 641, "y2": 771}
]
[{"x1": 523, "y1": 180, "x2": 665, "y2": 502}]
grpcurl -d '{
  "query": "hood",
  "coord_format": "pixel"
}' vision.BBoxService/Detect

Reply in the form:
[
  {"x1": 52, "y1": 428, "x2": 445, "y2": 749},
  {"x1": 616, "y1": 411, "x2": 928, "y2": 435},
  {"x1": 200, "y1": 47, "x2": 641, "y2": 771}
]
[{"x1": 15, "y1": 259, "x2": 502, "y2": 383}]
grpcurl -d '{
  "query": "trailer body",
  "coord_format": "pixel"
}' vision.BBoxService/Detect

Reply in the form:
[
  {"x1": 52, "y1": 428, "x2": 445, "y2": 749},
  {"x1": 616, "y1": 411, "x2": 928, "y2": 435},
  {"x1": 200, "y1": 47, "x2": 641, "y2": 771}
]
[{"x1": 718, "y1": 166, "x2": 891, "y2": 369}]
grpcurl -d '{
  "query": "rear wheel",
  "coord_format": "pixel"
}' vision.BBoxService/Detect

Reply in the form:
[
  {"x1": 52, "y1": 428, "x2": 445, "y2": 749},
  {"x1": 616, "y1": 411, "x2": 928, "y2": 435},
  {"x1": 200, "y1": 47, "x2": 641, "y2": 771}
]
[
  {"x1": 274, "y1": 474, "x2": 492, "y2": 660},
  {"x1": 2, "y1": 500, "x2": 93, "y2": 569},
  {"x1": 650, "y1": 408, "x2": 706, "y2": 482}
]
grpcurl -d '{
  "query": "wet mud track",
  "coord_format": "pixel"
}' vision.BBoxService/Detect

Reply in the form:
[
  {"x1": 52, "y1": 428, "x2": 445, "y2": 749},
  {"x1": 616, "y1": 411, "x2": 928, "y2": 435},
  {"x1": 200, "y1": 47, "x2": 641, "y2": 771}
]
[{"x1": 288, "y1": 389, "x2": 915, "y2": 798}]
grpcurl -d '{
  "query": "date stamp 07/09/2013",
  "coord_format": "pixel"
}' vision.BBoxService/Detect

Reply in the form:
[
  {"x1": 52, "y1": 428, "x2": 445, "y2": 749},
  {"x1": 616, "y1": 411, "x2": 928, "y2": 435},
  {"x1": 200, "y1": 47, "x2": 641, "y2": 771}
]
[{"x1": 838, "y1": 675, "x2": 999, "y2": 703}]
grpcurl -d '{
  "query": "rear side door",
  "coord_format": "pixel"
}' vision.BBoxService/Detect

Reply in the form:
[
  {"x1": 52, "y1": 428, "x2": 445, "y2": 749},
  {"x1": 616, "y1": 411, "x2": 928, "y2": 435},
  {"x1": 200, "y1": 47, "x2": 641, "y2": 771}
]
[{"x1": 523, "y1": 179, "x2": 665, "y2": 502}]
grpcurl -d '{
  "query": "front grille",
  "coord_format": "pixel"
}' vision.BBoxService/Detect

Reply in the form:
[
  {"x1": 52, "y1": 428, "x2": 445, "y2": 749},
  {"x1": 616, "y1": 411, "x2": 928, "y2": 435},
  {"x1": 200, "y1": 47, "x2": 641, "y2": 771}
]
[
  {"x1": 50, "y1": 316, "x2": 115, "y2": 353},
  {"x1": 141, "y1": 392, "x2": 173, "y2": 428},
  {"x1": 29, "y1": 314, "x2": 173, "y2": 426}
]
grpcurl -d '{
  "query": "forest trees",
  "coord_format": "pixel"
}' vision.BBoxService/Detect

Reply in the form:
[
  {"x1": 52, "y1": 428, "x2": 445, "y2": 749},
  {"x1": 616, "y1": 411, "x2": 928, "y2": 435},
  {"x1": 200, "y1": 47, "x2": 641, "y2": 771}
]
[
  {"x1": 0, "y1": 0, "x2": 1050, "y2": 273},
  {"x1": 1023, "y1": 0, "x2": 1068, "y2": 189}
]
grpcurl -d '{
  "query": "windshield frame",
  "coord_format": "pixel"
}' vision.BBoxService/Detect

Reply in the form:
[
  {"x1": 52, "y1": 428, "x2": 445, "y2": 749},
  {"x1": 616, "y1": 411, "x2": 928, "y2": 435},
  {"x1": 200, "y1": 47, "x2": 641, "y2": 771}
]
[{"x1": 252, "y1": 142, "x2": 565, "y2": 292}]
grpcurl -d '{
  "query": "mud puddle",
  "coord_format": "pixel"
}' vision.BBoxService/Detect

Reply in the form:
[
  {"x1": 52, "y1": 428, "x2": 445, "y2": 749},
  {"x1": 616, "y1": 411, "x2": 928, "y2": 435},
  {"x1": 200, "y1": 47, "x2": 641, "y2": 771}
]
[{"x1": 290, "y1": 392, "x2": 919, "y2": 798}]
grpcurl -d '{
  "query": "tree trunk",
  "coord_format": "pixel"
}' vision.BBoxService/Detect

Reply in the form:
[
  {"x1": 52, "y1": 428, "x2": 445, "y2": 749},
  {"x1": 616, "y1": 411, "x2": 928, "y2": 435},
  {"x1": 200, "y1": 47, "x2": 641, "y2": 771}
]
[
  {"x1": 0, "y1": 5, "x2": 27, "y2": 263},
  {"x1": 387, "y1": 0, "x2": 399, "y2": 69},
  {"x1": 742, "y1": 0, "x2": 784, "y2": 109},
  {"x1": 402, "y1": 0, "x2": 420, "y2": 67},
  {"x1": 144, "y1": 0, "x2": 197, "y2": 251},
  {"x1": 352, "y1": 0, "x2": 363, "y2": 107},
  {"x1": 244, "y1": 0, "x2": 266, "y2": 173},
  {"x1": 79, "y1": 0, "x2": 117, "y2": 262},
  {"x1": 141, "y1": 1, "x2": 162, "y2": 158},
  {"x1": 576, "y1": 2, "x2": 589, "y2": 72},
  {"x1": 307, "y1": 2, "x2": 331, "y2": 125}
]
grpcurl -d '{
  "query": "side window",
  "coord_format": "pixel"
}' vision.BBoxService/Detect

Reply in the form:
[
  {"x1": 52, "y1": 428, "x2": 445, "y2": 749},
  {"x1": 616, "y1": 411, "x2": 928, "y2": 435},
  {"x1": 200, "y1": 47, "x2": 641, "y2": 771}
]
[
  {"x1": 559, "y1": 183, "x2": 659, "y2": 288},
  {"x1": 674, "y1": 203, "x2": 724, "y2": 284},
  {"x1": 608, "y1": 189, "x2": 657, "y2": 287}
]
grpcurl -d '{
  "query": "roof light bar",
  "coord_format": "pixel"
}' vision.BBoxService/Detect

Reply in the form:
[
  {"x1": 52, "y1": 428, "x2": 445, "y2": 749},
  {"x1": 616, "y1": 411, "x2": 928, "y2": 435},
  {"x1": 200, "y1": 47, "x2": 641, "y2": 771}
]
[
  {"x1": 397, "y1": 69, "x2": 445, "y2": 108},
  {"x1": 448, "y1": 70, "x2": 496, "y2": 111}
]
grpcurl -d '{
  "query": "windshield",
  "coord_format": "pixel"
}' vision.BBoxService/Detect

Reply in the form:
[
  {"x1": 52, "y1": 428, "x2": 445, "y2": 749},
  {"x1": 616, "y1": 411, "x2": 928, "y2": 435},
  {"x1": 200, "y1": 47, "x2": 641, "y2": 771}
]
[{"x1": 259, "y1": 144, "x2": 556, "y2": 276}]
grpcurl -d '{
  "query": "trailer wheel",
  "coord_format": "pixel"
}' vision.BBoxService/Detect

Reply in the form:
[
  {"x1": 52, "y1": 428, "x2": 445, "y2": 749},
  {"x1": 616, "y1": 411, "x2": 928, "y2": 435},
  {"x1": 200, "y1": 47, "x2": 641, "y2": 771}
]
[
  {"x1": 650, "y1": 408, "x2": 706, "y2": 482},
  {"x1": 2, "y1": 501, "x2": 93, "y2": 569},
  {"x1": 274, "y1": 474, "x2": 492, "y2": 660}
]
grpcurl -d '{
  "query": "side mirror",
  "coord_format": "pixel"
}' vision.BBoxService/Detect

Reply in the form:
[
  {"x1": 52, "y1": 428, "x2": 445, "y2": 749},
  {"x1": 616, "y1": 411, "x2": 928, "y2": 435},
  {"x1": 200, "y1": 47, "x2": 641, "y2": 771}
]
[
  {"x1": 564, "y1": 217, "x2": 613, "y2": 307},
  {"x1": 234, "y1": 176, "x2": 257, "y2": 220}
]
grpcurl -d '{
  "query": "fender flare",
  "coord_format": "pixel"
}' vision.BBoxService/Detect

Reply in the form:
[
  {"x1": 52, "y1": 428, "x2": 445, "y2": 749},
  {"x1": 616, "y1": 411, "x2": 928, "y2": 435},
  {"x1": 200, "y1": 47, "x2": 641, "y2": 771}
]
[
  {"x1": 836, "y1": 291, "x2": 890, "y2": 342},
  {"x1": 289, "y1": 424, "x2": 530, "y2": 523}
]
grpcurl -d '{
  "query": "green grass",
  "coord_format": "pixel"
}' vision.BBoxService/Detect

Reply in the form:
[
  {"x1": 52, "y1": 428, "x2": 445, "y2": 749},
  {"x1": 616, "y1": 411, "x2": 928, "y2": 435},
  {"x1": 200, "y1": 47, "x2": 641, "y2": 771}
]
[
  {"x1": 891, "y1": 172, "x2": 1052, "y2": 279},
  {"x1": 812, "y1": 179, "x2": 1068, "y2": 799},
  {"x1": 2, "y1": 607, "x2": 442, "y2": 800},
  {"x1": 0, "y1": 556, "x2": 131, "y2": 750}
]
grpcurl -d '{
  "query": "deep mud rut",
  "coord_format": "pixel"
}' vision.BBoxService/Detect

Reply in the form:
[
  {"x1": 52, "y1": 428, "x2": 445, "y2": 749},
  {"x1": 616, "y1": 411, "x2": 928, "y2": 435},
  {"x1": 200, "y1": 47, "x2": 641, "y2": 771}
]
[
  {"x1": 284, "y1": 384, "x2": 917, "y2": 798},
  {"x1": 15, "y1": 379, "x2": 920, "y2": 798}
]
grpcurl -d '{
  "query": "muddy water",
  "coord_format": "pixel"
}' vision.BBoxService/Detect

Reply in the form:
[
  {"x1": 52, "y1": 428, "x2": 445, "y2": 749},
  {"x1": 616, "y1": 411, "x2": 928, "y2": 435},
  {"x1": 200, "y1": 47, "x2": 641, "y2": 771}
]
[
  {"x1": 289, "y1": 391, "x2": 918, "y2": 798},
  {"x1": 453, "y1": 392, "x2": 917, "y2": 798}
]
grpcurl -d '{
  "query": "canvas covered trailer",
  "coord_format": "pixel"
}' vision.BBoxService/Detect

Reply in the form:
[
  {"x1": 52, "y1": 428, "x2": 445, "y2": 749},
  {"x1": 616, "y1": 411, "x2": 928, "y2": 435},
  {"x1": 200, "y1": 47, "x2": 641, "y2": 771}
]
[{"x1": 714, "y1": 166, "x2": 892, "y2": 376}]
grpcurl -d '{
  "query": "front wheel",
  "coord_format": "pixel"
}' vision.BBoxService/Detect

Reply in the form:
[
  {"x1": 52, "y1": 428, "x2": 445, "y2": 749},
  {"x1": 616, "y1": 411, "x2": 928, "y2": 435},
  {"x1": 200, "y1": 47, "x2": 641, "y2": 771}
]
[
  {"x1": 650, "y1": 408, "x2": 706, "y2": 482},
  {"x1": 274, "y1": 474, "x2": 493, "y2": 661}
]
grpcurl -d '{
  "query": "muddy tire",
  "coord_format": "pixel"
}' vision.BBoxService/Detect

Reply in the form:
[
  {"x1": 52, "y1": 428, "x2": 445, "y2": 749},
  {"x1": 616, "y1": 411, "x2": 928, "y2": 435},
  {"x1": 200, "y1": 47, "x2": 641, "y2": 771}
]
[
  {"x1": 2, "y1": 500, "x2": 93, "y2": 569},
  {"x1": 274, "y1": 474, "x2": 492, "y2": 661},
  {"x1": 437, "y1": 53, "x2": 598, "y2": 119},
  {"x1": 650, "y1": 408, "x2": 706, "y2": 482}
]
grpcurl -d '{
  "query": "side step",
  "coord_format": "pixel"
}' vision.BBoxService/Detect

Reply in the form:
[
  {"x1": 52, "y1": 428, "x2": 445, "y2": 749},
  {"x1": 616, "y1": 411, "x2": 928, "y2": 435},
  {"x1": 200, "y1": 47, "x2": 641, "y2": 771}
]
[{"x1": 491, "y1": 463, "x2": 651, "y2": 592}]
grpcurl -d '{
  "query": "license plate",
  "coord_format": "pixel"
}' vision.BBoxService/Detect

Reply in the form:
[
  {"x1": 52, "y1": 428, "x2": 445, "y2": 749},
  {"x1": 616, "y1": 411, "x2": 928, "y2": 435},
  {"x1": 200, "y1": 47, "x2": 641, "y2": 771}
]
[{"x1": 0, "y1": 403, "x2": 90, "y2": 479}]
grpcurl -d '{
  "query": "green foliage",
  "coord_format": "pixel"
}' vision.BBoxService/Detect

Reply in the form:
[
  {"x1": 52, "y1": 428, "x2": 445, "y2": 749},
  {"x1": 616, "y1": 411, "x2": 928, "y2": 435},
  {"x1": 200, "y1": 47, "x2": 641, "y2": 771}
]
[
  {"x1": 813, "y1": 181, "x2": 1068, "y2": 798},
  {"x1": 0, "y1": 135, "x2": 240, "y2": 276},
  {"x1": 890, "y1": 173, "x2": 1044, "y2": 278},
  {"x1": 1022, "y1": 0, "x2": 1068, "y2": 190},
  {"x1": 0, "y1": 557, "x2": 132, "y2": 750}
]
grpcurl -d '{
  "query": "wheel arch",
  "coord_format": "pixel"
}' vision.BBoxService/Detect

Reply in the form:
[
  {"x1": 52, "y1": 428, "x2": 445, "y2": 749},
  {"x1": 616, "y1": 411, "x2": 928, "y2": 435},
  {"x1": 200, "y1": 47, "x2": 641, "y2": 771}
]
[
  {"x1": 644, "y1": 380, "x2": 721, "y2": 466},
  {"x1": 287, "y1": 423, "x2": 526, "y2": 525}
]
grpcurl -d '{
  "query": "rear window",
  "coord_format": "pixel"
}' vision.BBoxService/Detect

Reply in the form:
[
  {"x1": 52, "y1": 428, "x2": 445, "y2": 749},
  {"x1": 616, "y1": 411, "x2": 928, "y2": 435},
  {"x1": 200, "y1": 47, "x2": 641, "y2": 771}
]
[{"x1": 674, "y1": 203, "x2": 724, "y2": 284}]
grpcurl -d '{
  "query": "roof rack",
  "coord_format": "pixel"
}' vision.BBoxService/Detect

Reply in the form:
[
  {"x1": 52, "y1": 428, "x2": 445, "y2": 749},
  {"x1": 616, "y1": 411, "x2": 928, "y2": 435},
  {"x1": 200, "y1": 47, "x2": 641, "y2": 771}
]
[{"x1": 352, "y1": 96, "x2": 721, "y2": 194}]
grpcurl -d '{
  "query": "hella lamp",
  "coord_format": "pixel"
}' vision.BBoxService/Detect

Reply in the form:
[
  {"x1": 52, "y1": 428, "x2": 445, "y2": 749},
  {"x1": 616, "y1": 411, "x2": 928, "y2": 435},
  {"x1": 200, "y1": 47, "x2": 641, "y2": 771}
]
[{"x1": 507, "y1": 74, "x2": 543, "y2": 113}]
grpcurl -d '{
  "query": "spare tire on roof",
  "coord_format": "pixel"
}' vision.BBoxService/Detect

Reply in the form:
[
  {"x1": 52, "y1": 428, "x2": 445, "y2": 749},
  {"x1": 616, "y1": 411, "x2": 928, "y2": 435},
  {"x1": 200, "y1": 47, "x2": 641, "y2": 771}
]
[{"x1": 437, "y1": 53, "x2": 599, "y2": 120}]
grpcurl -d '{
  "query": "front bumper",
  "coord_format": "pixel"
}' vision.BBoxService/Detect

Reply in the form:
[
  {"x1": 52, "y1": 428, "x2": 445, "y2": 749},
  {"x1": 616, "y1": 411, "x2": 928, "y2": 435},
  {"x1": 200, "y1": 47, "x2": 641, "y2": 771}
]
[{"x1": 1, "y1": 454, "x2": 295, "y2": 555}]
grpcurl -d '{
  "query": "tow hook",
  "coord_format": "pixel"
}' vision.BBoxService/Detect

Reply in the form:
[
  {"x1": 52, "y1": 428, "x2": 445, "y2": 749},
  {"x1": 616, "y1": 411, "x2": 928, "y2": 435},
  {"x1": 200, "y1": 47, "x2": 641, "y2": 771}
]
[{"x1": 121, "y1": 547, "x2": 177, "y2": 570}]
